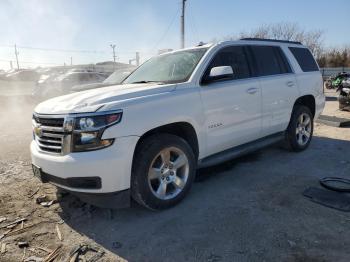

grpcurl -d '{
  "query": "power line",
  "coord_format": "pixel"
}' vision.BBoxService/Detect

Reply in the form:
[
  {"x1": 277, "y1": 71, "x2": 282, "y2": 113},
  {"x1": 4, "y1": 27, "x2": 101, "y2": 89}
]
[
  {"x1": 187, "y1": 1, "x2": 200, "y2": 43},
  {"x1": 0, "y1": 44, "x2": 148, "y2": 54},
  {"x1": 0, "y1": 44, "x2": 107, "y2": 54},
  {"x1": 149, "y1": 6, "x2": 180, "y2": 52},
  {"x1": 0, "y1": 58, "x2": 62, "y2": 65}
]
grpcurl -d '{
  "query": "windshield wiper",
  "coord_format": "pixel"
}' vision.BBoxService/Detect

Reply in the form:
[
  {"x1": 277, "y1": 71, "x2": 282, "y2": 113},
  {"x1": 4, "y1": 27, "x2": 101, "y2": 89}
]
[{"x1": 130, "y1": 80, "x2": 164, "y2": 84}]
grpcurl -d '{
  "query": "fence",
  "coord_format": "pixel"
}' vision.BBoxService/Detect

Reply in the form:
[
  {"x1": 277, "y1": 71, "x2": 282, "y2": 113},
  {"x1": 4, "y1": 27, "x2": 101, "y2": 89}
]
[{"x1": 320, "y1": 67, "x2": 350, "y2": 78}]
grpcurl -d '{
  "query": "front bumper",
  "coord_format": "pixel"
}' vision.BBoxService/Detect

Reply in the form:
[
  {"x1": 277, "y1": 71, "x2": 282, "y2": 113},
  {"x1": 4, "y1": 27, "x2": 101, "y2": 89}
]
[
  {"x1": 30, "y1": 136, "x2": 139, "y2": 194},
  {"x1": 69, "y1": 189, "x2": 131, "y2": 209}
]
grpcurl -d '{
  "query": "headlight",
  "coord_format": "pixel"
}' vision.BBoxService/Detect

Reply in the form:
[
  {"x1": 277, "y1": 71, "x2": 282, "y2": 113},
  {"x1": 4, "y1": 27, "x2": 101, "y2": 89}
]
[{"x1": 71, "y1": 111, "x2": 122, "y2": 152}]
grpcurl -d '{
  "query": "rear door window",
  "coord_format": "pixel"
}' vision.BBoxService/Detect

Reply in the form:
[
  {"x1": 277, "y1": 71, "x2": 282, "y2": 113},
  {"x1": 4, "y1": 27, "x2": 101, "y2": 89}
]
[
  {"x1": 275, "y1": 47, "x2": 292, "y2": 74},
  {"x1": 288, "y1": 47, "x2": 319, "y2": 72},
  {"x1": 250, "y1": 45, "x2": 292, "y2": 76},
  {"x1": 203, "y1": 45, "x2": 251, "y2": 83}
]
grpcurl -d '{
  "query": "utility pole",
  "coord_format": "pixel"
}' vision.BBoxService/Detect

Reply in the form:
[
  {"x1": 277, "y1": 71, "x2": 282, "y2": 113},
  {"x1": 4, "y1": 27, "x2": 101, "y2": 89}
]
[
  {"x1": 14, "y1": 44, "x2": 19, "y2": 70},
  {"x1": 136, "y1": 52, "x2": 140, "y2": 66},
  {"x1": 180, "y1": 0, "x2": 186, "y2": 49},
  {"x1": 128, "y1": 52, "x2": 140, "y2": 66},
  {"x1": 10, "y1": 61, "x2": 13, "y2": 69},
  {"x1": 70, "y1": 56, "x2": 73, "y2": 66},
  {"x1": 110, "y1": 44, "x2": 116, "y2": 62}
]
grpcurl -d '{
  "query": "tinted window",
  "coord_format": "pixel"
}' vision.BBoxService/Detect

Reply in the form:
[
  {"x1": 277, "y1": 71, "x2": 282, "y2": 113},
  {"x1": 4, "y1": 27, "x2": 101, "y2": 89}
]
[
  {"x1": 289, "y1": 47, "x2": 319, "y2": 72},
  {"x1": 275, "y1": 47, "x2": 292, "y2": 74},
  {"x1": 250, "y1": 46, "x2": 291, "y2": 76},
  {"x1": 203, "y1": 46, "x2": 251, "y2": 82}
]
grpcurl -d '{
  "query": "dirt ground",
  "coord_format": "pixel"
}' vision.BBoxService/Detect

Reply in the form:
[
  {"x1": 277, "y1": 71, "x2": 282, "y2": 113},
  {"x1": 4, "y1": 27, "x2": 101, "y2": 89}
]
[{"x1": 0, "y1": 90, "x2": 349, "y2": 262}]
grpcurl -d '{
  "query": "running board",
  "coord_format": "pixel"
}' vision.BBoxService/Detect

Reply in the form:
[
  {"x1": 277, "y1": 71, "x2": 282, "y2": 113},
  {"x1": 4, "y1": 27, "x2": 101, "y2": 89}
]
[{"x1": 197, "y1": 132, "x2": 285, "y2": 168}]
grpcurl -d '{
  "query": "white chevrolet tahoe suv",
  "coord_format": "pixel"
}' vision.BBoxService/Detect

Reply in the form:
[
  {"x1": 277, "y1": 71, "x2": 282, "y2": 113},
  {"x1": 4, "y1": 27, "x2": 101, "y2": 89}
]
[{"x1": 31, "y1": 39, "x2": 325, "y2": 210}]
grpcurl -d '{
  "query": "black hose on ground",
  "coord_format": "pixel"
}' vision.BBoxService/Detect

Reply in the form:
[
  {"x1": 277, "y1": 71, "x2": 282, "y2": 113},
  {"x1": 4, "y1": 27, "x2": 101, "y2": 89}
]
[{"x1": 320, "y1": 177, "x2": 350, "y2": 192}]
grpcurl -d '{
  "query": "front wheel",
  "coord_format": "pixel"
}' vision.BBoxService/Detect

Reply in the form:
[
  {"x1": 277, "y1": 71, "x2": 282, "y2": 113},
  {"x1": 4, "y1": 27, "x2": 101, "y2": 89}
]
[
  {"x1": 285, "y1": 105, "x2": 314, "y2": 152},
  {"x1": 131, "y1": 134, "x2": 196, "y2": 210}
]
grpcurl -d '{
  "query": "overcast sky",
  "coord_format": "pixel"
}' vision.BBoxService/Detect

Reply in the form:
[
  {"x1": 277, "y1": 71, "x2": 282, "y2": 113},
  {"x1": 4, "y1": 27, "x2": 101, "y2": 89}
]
[{"x1": 0, "y1": 0, "x2": 349, "y2": 70}]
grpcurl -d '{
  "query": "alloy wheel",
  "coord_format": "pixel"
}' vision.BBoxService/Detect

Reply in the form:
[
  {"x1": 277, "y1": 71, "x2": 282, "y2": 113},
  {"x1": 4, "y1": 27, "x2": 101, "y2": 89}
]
[
  {"x1": 148, "y1": 146, "x2": 189, "y2": 200},
  {"x1": 295, "y1": 113, "x2": 312, "y2": 146}
]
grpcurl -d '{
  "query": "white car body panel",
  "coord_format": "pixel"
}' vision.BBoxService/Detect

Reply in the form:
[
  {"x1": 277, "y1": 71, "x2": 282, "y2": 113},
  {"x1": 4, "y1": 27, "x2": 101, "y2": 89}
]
[
  {"x1": 199, "y1": 78, "x2": 262, "y2": 156},
  {"x1": 259, "y1": 73, "x2": 300, "y2": 136},
  {"x1": 30, "y1": 40, "x2": 325, "y2": 194},
  {"x1": 31, "y1": 136, "x2": 138, "y2": 192}
]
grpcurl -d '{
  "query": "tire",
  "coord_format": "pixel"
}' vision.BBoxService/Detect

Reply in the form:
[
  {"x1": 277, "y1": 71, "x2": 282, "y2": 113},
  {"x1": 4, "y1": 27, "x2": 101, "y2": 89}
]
[
  {"x1": 131, "y1": 134, "x2": 196, "y2": 210},
  {"x1": 338, "y1": 95, "x2": 348, "y2": 110},
  {"x1": 285, "y1": 105, "x2": 314, "y2": 152}
]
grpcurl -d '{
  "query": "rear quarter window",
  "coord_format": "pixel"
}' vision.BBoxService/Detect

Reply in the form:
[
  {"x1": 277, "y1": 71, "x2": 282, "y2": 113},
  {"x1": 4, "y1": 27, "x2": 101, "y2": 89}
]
[{"x1": 288, "y1": 47, "x2": 319, "y2": 72}]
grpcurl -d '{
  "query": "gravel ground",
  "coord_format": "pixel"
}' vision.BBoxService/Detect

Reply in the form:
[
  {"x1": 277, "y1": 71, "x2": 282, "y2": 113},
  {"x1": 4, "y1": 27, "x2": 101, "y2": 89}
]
[{"x1": 0, "y1": 90, "x2": 349, "y2": 262}]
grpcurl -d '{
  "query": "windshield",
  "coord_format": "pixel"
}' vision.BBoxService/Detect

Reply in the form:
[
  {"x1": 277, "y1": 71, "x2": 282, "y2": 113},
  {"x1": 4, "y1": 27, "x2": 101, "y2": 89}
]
[
  {"x1": 104, "y1": 69, "x2": 133, "y2": 84},
  {"x1": 123, "y1": 48, "x2": 208, "y2": 84}
]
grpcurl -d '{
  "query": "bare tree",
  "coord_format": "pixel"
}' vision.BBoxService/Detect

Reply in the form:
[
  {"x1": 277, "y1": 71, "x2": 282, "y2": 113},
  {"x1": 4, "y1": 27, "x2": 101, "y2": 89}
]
[
  {"x1": 216, "y1": 22, "x2": 350, "y2": 68},
  {"x1": 227, "y1": 22, "x2": 324, "y2": 59},
  {"x1": 322, "y1": 46, "x2": 350, "y2": 67}
]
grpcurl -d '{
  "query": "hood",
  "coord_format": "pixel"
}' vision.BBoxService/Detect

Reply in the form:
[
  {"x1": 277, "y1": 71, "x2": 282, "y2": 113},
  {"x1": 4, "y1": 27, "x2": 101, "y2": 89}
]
[
  {"x1": 71, "y1": 82, "x2": 110, "y2": 92},
  {"x1": 35, "y1": 83, "x2": 176, "y2": 114}
]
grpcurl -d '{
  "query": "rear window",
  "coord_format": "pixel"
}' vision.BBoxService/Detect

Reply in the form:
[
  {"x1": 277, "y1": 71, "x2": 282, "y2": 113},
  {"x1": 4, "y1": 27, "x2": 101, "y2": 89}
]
[
  {"x1": 250, "y1": 46, "x2": 292, "y2": 77},
  {"x1": 288, "y1": 47, "x2": 319, "y2": 72}
]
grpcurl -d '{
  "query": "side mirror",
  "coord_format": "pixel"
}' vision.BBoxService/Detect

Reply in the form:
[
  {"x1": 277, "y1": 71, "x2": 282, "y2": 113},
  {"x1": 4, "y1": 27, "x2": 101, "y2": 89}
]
[{"x1": 205, "y1": 66, "x2": 234, "y2": 84}]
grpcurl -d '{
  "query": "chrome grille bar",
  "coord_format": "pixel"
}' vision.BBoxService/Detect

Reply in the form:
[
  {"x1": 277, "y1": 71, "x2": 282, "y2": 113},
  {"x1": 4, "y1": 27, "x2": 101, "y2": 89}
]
[
  {"x1": 33, "y1": 114, "x2": 66, "y2": 155},
  {"x1": 37, "y1": 126, "x2": 64, "y2": 132},
  {"x1": 41, "y1": 132, "x2": 64, "y2": 139}
]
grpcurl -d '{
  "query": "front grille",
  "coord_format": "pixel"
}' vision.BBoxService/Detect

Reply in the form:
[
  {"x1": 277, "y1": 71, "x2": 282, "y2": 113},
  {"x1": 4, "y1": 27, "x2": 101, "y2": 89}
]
[
  {"x1": 33, "y1": 115, "x2": 64, "y2": 127},
  {"x1": 33, "y1": 115, "x2": 65, "y2": 154}
]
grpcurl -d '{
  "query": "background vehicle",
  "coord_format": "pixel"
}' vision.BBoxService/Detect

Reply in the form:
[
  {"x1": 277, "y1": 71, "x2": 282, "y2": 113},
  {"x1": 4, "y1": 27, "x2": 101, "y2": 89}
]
[
  {"x1": 3, "y1": 69, "x2": 40, "y2": 82},
  {"x1": 33, "y1": 71, "x2": 108, "y2": 99},
  {"x1": 325, "y1": 72, "x2": 349, "y2": 89},
  {"x1": 338, "y1": 77, "x2": 350, "y2": 110},
  {"x1": 71, "y1": 68, "x2": 135, "y2": 92},
  {"x1": 31, "y1": 39, "x2": 325, "y2": 210}
]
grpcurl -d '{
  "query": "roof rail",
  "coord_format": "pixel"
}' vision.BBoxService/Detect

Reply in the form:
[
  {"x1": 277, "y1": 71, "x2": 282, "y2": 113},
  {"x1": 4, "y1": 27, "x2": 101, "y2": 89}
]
[
  {"x1": 240, "y1": 38, "x2": 302, "y2": 45},
  {"x1": 197, "y1": 41, "x2": 206, "y2": 46}
]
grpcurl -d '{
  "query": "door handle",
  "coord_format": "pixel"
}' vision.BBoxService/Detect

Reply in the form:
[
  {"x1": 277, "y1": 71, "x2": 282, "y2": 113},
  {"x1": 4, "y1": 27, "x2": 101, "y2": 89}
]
[
  {"x1": 286, "y1": 81, "x2": 295, "y2": 87},
  {"x1": 246, "y1": 87, "x2": 258, "y2": 94}
]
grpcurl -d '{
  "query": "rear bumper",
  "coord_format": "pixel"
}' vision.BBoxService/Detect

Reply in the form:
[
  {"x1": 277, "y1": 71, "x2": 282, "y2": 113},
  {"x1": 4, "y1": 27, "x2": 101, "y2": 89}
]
[
  {"x1": 30, "y1": 136, "x2": 139, "y2": 194},
  {"x1": 315, "y1": 93, "x2": 326, "y2": 120}
]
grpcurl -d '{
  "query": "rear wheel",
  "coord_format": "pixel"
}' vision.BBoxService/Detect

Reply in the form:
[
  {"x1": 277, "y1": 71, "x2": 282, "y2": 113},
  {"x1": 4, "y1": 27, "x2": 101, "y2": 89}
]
[
  {"x1": 285, "y1": 105, "x2": 313, "y2": 152},
  {"x1": 131, "y1": 134, "x2": 196, "y2": 210}
]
